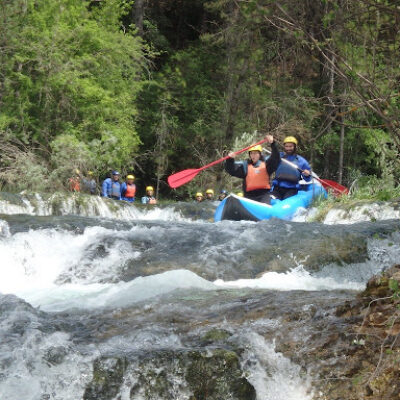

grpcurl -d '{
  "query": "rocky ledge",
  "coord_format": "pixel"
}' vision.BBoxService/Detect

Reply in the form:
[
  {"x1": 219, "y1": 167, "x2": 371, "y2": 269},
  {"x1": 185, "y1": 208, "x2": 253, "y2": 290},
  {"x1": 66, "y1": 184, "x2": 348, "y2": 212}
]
[{"x1": 309, "y1": 264, "x2": 400, "y2": 399}]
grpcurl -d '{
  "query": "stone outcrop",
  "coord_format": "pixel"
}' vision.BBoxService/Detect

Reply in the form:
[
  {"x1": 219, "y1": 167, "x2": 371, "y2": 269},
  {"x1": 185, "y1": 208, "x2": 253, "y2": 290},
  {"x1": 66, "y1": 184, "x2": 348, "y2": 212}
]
[{"x1": 310, "y1": 265, "x2": 400, "y2": 400}]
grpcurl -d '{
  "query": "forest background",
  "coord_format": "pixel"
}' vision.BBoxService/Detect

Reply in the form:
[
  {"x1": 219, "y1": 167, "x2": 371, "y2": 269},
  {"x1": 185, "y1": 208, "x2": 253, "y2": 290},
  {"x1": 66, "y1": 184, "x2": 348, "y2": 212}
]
[{"x1": 0, "y1": 0, "x2": 399, "y2": 200}]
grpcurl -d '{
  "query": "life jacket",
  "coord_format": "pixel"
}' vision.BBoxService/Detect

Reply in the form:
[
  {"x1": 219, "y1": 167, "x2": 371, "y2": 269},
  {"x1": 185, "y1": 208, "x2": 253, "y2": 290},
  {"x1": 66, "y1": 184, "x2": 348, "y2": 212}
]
[
  {"x1": 245, "y1": 162, "x2": 270, "y2": 191},
  {"x1": 124, "y1": 183, "x2": 136, "y2": 198},
  {"x1": 275, "y1": 155, "x2": 301, "y2": 183},
  {"x1": 111, "y1": 182, "x2": 121, "y2": 198},
  {"x1": 68, "y1": 177, "x2": 80, "y2": 192}
]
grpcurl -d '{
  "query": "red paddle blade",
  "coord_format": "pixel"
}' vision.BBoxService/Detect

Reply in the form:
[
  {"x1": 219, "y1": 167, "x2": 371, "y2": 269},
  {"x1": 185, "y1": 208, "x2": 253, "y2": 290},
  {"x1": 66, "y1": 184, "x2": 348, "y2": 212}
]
[
  {"x1": 167, "y1": 168, "x2": 201, "y2": 189},
  {"x1": 320, "y1": 179, "x2": 349, "y2": 196}
]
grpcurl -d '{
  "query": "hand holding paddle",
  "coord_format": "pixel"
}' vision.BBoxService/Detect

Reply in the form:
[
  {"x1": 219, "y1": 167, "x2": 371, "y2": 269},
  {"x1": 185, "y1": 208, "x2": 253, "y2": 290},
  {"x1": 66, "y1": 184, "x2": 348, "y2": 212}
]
[
  {"x1": 167, "y1": 136, "x2": 273, "y2": 189},
  {"x1": 263, "y1": 148, "x2": 348, "y2": 196}
]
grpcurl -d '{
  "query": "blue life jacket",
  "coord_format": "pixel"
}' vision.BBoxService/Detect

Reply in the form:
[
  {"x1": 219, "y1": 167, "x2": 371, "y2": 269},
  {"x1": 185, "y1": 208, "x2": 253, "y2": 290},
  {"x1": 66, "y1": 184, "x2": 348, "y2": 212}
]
[
  {"x1": 101, "y1": 178, "x2": 121, "y2": 199},
  {"x1": 274, "y1": 153, "x2": 312, "y2": 189},
  {"x1": 111, "y1": 181, "x2": 121, "y2": 198},
  {"x1": 275, "y1": 155, "x2": 301, "y2": 183}
]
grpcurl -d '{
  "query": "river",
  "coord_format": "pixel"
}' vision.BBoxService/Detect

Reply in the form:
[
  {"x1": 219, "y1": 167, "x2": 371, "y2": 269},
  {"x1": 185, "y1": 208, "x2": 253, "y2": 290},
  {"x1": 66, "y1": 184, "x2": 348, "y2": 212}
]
[{"x1": 0, "y1": 192, "x2": 399, "y2": 400}]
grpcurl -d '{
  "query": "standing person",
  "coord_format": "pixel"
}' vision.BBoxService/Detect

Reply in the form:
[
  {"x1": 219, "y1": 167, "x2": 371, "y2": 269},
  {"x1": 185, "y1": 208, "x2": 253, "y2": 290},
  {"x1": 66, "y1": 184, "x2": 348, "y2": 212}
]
[
  {"x1": 102, "y1": 171, "x2": 121, "y2": 200},
  {"x1": 225, "y1": 135, "x2": 280, "y2": 204},
  {"x1": 271, "y1": 136, "x2": 311, "y2": 200},
  {"x1": 68, "y1": 169, "x2": 81, "y2": 192},
  {"x1": 81, "y1": 171, "x2": 97, "y2": 195},
  {"x1": 121, "y1": 174, "x2": 136, "y2": 202},
  {"x1": 141, "y1": 186, "x2": 157, "y2": 204},
  {"x1": 205, "y1": 189, "x2": 214, "y2": 200}
]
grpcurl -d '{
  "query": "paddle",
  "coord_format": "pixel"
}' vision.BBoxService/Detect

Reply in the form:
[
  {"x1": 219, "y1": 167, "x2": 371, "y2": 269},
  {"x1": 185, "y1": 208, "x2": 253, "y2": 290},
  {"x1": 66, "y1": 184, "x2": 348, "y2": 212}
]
[
  {"x1": 263, "y1": 148, "x2": 348, "y2": 196},
  {"x1": 167, "y1": 138, "x2": 270, "y2": 189}
]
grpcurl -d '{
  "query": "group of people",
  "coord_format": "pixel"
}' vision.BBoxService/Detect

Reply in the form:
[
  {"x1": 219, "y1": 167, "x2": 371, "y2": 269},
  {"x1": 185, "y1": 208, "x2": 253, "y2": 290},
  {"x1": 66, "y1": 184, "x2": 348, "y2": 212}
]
[
  {"x1": 225, "y1": 135, "x2": 311, "y2": 204},
  {"x1": 194, "y1": 189, "x2": 230, "y2": 202},
  {"x1": 101, "y1": 171, "x2": 157, "y2": 204},
  {"x1": 68, "y1": 135, "x2": 309, "y2": 206},
  {"x1": 68, "y1": 170, "x2": 157, "y2": 204},
  {"x1": 68, "y1": 170, "x2": 97, "y2": 195}
]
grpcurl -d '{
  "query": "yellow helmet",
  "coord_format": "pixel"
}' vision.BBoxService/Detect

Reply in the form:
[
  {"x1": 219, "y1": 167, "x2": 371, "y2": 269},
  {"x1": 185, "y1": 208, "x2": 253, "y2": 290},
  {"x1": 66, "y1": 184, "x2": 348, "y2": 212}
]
[
  {"x1": 75, "y1": 169, "x2": 80, "y2": 175},
  {"x1": 248, "y1": 145, "x2": 262, "y2": 153},
  {"x1": 283, "y1": 136, "x2": 298, "y2": 145},
  {"x1": 146, "y1": 186, "x2": 154, "y2": 192},
  {"x1": 237, "y1": 192, "x2": 244, "y2": 197},
  {"x1": 126, "y1": 174, "x2": 135, "y2": 180},
  {"x1": 195, "y1": 192, "x2": 203, "y2": 197},
  {"x1": 205, "y1": 189, "x2": 214, "y2": 195}
]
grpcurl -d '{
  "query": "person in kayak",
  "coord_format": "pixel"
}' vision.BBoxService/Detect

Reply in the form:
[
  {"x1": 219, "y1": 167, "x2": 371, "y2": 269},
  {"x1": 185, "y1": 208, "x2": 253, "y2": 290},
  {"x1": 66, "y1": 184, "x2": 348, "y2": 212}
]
[
  {"x1": 225, "y1": 135, "x2": 279, "y2": 204},
  {"x1": 121, "y1": 174, "x2": 136, "y2": 202},
  {"x1": 141, "y1": 186, "x2": 157, "y2": 204},
  {"x1": 102, "y1": 170, "x2": 121, "y2": 200},
  {"x1": 271, "y1": 136, "x2": 311, "y2": 200}
]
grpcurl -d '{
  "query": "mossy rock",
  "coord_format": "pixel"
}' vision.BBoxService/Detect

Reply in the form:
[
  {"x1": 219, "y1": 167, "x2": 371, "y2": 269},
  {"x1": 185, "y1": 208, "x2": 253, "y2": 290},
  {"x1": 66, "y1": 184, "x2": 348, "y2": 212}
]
[
  {"x1": 83, "y1": 357, "x2": 127, "y2": 400},
  {"x1": 186, "y1": 349, "x2": 256, "y2": 400},
  {"x1": 84, "y1": 348, "x2": 255, "y2": 400},
  {"x1": 200, "y1": 328, "x2": 231, "y2": 344}
]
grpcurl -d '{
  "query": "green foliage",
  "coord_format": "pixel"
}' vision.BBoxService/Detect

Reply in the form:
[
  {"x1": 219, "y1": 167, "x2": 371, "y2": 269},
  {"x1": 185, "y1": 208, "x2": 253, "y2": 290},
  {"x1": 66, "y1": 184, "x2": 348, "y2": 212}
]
[
  {"x1": 1, "y1": 0, "x2": 144, "y2": 181},
  {"x1": 1, "y1": 0, "x2": 400, "y2": 198},
  {"x1": 49, "y1": 134, "x2": 95, "y2": 185}
]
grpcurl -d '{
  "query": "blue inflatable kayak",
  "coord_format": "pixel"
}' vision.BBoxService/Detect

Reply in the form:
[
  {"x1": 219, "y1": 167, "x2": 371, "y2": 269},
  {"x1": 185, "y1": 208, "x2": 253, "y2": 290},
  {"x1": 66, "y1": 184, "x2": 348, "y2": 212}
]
[{"x1": 214, "y1": 182, "x2": 327, "y2": 222}]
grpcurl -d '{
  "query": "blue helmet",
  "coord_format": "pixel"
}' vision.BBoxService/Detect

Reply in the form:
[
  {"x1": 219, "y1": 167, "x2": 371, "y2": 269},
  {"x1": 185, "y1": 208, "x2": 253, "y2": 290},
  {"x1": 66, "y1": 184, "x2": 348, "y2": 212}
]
[
  {"x1": 112, "y1": 170, "x2": 120, "y2": 175},
  {"x1": 220, "y1": 189, "x2": 227, "y2": 194}
]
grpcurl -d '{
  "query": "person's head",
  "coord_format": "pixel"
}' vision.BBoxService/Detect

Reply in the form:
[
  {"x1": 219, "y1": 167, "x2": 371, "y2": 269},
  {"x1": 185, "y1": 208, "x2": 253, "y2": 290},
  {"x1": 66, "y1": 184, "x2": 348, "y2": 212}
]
[
  {"x1": 74, "y1": 169, "x2": 80, "y2": 177},
  {"x1": 205, "y1": 188, "x2": 214, "y2": 199},
  {"x1": 195, "y1": 192, "x2": 204, "y2": 202},
  {"x1": 283, "y1": 136, "x2": 298, "y2": 155},
  {"x1": 126, "y1": 174, "x2": 135, "y2": 184},
  {"x1": 146, "y1": 186, "x2": 154, "y2": 196},
  {"x1": 112, "y1": 171, "x2": 120, "y2": 181},
  {"x1": 218, "y1": 189, "x2": 228, "y2": 200},
  {"x1": 248, "y1": 145, "x2": 262, "y2": 164},
  {"x1": 87, "y1": 171, "x2": 94, "y2": 177}
]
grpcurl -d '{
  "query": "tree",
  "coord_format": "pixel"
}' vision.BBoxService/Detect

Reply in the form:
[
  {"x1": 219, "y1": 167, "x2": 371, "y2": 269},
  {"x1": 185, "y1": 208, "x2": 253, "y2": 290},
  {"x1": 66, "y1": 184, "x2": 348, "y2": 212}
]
[{"x1": 0, "y1": 0, "x2": 145, "y2": 187}]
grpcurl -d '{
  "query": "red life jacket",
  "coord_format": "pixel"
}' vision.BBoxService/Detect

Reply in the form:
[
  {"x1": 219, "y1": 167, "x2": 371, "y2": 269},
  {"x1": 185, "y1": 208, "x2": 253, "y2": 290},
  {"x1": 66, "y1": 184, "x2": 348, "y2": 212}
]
[
  {"x1": 68, "y1": 177, "x2": 80, "y2": 192},
  {"x1": 125, "y1": 184, "x2": 136, "y2": 198},
  {"x1": 246, "y1": 162, "x2": 270, "y2": 191}
]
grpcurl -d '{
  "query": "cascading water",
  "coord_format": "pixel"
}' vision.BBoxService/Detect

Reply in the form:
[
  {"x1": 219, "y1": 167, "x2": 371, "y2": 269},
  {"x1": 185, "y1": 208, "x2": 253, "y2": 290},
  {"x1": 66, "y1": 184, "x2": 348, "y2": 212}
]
[{"x1": 0, "y1": 192, "x2": 400, "y2": 400}]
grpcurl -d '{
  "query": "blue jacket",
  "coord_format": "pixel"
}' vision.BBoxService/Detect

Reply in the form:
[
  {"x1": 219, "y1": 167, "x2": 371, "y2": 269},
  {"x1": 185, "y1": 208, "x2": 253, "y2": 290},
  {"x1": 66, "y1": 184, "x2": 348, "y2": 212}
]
[
  {"x1": 141, "y1": 196, "x2": 156, "y2": 204},
  {"x1": 102, "y1": 178, "x2": 121, "y2": 199},
  {"x1": 273, "y1": 153, "x2": 312, "y2": 189}
]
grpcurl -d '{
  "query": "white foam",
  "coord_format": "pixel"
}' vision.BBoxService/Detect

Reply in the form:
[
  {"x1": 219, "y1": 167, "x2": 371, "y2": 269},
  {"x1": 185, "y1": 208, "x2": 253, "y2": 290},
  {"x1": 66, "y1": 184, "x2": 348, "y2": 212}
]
[
  {"x1": 324, "y1": 203, "x2": 400, "y2": 224},
  {"x1": 18, "y1": 269, "x2": 216, "y2": 312},
  {"x1": 214, "y1": 266, "x2": 363, "y2": 291},
  {"x1": 240, "y1": 332, "x2": 313, "y2": 400},
  {"x1": 0, "y1": 193, "x2": 192, "y2": 222}
]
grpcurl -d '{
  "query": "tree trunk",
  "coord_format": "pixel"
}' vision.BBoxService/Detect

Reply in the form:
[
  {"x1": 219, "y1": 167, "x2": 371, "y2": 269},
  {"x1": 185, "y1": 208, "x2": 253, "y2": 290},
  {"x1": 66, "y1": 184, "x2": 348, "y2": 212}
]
[
  {"x1": 338, "y1": 107, "x2": 345, "y2": 185},
  {"x1": 133, "y1": 0, "x2": 145, "y2": 36}
]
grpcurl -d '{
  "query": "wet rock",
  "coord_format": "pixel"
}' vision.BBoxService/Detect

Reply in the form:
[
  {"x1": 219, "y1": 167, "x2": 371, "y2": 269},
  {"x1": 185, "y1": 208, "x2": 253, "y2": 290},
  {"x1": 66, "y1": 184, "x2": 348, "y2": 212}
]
[
  {"x1": 84, "y1": 357, "x2": 128, "y2": 400},
  {"x1": 83, "y1": 348, "x2": 255, "y2": 400},
  {"x1": 307, "y1": 265, "x2": 400, "y2": 400}
]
